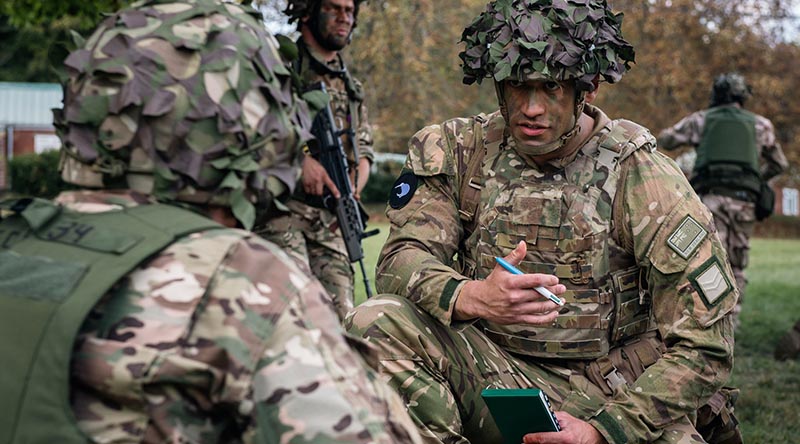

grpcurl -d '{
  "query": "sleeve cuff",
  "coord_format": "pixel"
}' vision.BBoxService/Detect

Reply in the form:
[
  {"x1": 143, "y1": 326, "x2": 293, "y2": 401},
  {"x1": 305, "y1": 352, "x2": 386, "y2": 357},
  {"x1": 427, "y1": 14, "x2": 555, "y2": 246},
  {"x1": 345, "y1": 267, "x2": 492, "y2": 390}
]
[
  {"x1": 590, "y1": 408, "x2": 632, "y2": 444},
  {"x1": 439, "y1": 278, "x2": 471, "y2": 328}
]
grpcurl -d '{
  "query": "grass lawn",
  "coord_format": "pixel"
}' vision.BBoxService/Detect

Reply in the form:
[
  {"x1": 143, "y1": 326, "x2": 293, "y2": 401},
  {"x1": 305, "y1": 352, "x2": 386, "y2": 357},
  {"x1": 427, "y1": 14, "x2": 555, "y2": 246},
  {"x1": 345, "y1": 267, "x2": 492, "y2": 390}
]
[{"x1": 354, "y1": 230, "x2": 800, "y2": 442}]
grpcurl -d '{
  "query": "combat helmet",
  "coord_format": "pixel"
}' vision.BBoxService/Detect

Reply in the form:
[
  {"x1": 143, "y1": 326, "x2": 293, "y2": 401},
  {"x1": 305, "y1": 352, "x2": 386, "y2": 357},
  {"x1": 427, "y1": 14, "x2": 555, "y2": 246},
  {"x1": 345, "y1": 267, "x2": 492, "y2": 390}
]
[
  {"x1": 710, "y1": 72, "x2": 752, "y2": 107},
  {"x1": 54, "y1": 0, "x2": 313, "y2": 230},
  {"x1": 459, "y1": 0, "x2": 635, "y2": 154},
  {"x1": 285, "y1": 0, "x2": 365, "y2": 28}
]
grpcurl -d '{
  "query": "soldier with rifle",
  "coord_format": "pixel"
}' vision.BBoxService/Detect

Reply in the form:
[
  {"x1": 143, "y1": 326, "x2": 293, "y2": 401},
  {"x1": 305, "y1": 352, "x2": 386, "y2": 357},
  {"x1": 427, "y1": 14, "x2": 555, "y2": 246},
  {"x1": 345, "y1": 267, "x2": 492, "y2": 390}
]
[
  {"x1": 255, "y1": 0, "x2": 376, "y2": 320},
  {"x1": 0, "y1": 1, "x2": 422, "y2": 442}
]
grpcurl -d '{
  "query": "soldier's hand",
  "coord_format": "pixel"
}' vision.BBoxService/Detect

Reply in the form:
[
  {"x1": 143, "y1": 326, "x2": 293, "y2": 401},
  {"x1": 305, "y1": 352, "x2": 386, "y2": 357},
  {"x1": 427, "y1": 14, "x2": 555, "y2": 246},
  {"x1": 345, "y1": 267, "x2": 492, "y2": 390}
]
[
  {"x1": 523, "y1": 412, "x2": 608, "y2": 444},
  {"x1": 454, "y1": 241, "x2": 564, "y2": 324},
  {"x1": 302, "y1": 156, "x2": 340, "y2": 198}
]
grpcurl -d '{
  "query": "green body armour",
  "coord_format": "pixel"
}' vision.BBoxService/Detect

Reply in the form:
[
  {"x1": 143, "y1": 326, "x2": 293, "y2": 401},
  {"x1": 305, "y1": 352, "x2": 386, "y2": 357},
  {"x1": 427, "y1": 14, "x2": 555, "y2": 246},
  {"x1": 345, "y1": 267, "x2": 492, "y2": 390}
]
[
  {"x1": 467, "y1": 120, "x2": 656, "y2": 359},
  {"x1": 0, "y1": 198, "x2": 220, "y2": 443},
  {"x1": 692, "y1": 105, "x2": 761, "y2": 198}
]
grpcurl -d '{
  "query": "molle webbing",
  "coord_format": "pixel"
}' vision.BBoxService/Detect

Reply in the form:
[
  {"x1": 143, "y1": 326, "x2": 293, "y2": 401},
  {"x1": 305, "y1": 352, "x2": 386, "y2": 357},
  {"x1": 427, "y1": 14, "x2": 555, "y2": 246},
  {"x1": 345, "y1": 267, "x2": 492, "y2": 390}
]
[
  {"x1": 0, "y1": 199, "x2": 220, "y2": 444},
  {"x1": 457, "y1": 114, "x2": 503, "y2": 246},
  {"x1": 477, "y1": 119, "x2": 655, "y2": 359}
]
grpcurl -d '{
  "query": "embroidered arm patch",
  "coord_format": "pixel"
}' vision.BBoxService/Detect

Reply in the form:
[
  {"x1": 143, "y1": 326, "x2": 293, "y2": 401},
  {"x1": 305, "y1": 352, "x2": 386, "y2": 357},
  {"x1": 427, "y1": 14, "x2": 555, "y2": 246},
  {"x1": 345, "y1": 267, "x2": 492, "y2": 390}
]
[
  {"x1": 689, "y1": 257, "x2": 733, "y2": 308},
  {"x1": 667, "y1": 215, "x2": 707, "y2": 259},
  {"x1": 389, "y1": 172, "x2": 418, "y2": 209}
]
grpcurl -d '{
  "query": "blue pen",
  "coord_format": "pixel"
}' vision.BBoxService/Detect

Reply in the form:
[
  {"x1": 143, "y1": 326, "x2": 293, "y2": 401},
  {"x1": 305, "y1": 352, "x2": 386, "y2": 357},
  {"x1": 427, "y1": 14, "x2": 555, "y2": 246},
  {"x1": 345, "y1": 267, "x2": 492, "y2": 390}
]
[{"x1": 495, "y1": 257, "x2": 565, "y2": 306}]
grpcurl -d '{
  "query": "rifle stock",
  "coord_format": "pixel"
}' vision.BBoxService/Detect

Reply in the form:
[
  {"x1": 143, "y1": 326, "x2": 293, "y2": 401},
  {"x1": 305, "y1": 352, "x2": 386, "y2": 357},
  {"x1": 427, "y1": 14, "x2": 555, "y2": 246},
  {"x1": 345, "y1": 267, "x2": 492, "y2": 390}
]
[{"x1": 307, "y1": 82, "x2": 378, "y2": 298}]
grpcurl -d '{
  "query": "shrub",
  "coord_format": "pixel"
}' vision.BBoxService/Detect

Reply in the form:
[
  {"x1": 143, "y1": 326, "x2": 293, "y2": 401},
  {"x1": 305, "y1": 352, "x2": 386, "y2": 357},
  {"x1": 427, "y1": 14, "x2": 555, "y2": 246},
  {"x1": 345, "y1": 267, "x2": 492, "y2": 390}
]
[
  {"x1": 8, "y1": 150, "x2": 74, "y2": 198},
  {"x1": 361, "y1": 158, "x2": 404, "y2": 204}
]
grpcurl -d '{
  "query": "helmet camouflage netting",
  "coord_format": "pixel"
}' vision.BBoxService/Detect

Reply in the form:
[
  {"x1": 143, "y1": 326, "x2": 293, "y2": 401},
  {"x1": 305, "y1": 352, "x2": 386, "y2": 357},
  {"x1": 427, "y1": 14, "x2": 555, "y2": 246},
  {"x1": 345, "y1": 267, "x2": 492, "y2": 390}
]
[
  {"x1": 710, "y1": 72, "x2": 752, "y2": 107},
  {"x1": 459, "y1": 0, "x2": 635, "y2": 90},
  {"x1": 284, "y1": 0, "x2": 364, "y2": 25},
  {"x1": 54, "y1": 0, "x2": 313, "y2": 229}
]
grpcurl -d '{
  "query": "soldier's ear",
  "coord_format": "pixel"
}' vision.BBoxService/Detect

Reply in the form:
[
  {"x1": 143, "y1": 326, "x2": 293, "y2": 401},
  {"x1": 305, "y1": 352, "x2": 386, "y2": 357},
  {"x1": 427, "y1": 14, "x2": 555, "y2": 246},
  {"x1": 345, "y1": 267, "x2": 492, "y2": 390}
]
[{"x1": 585, "y1": 78, "x2": 600, "y2": 103}]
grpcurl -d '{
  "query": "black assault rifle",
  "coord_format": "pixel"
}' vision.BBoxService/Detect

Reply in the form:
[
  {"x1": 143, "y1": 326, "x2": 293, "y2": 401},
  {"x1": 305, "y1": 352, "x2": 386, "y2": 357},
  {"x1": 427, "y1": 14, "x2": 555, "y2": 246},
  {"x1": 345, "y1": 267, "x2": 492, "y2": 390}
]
[{"x1": 306, "y1": 82, "x2": 379, "y2": 298}]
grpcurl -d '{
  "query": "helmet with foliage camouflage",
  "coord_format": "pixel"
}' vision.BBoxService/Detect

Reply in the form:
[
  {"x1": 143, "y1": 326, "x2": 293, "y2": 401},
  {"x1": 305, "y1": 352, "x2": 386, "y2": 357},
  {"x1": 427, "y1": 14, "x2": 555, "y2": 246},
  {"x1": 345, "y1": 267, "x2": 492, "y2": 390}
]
[
  {"x1": 54, "y1": 0, "x2": 312, "y2": 230},
  {"x1": 710, "y1": 72, "x2": 752, "y2": 107},
  {"x1": 459, "y1": 0, "x2": 635, "y2": 91},
  {"x1": 284, "y1": 0, "x2": 365, "y2": 27}
]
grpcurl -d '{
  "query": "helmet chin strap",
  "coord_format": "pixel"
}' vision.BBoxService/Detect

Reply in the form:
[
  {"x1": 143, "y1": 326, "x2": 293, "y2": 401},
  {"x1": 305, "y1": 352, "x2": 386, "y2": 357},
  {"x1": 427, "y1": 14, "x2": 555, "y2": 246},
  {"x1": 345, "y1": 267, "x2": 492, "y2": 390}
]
[{"x1": 495, "y1": 81, "x2": 587, "y2": 157}]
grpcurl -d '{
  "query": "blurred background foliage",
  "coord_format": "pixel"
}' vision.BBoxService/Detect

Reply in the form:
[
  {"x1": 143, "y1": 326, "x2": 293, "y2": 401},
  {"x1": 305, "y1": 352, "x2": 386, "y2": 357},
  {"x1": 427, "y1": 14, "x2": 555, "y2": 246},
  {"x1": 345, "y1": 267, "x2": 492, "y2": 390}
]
[{"x1": 2, "y1": 0, "x2": 799, "y2": 188}]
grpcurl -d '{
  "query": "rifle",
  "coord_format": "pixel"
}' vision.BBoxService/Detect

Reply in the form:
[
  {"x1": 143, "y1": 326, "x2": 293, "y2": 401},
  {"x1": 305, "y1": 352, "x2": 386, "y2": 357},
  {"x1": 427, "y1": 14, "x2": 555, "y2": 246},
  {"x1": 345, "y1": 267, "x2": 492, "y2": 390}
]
[{"x1": 306, "y1": 82, "x2": 379, "y2": 298}]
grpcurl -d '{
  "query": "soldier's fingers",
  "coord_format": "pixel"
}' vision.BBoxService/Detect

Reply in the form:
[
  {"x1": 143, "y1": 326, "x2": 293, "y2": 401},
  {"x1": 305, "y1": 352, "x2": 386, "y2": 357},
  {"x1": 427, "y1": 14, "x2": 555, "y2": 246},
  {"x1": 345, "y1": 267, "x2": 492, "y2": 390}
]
[
  {"x1": 324, "y1": 174, "x2": 340, "y2": 198},
  {"x1": 512, "y1": 273, "x2": 566, "y2": 295}
]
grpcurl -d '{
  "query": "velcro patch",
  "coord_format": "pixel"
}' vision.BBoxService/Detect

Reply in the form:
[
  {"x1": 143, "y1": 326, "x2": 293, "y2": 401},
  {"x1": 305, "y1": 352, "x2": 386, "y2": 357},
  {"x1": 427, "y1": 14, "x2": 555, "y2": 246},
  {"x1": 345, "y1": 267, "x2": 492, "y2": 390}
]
[
  {"x1": 667, "y1": 215, "x2": 707, "y2": 259},
  {"x1": 690, "y1": 257, "x2": 733, "y2": 308},
  {"x1": 389, "y1": 172, "x2": 418, "y2": 209}
]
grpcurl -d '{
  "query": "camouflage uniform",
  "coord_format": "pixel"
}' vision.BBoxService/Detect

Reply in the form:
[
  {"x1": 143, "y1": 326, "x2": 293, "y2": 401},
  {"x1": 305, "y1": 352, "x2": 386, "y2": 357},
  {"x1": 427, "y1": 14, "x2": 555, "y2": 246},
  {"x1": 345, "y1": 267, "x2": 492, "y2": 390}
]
[
  {"x1": 0, "y1": 1, "x2": 421, "y2": 442},
  {"x1": 55, "y1": 190, "x2": 420, "y2": 443},
  {"x1": 659, "y1": 104, "x2": 788, "y2": 321},
  {"x1": 347, "y1": 1, "x2": 740, "y2": 443},
  {"x1": 256, "y1": 35, "x2": 375, "y2": 322}
]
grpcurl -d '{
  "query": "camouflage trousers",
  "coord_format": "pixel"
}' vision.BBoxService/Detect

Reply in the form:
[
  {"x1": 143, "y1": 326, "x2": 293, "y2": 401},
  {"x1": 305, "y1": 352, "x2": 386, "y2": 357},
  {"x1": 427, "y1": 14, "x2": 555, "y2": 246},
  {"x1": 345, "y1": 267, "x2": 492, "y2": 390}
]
[
  {"x1": 701, "y1": 194, "x2": 756, "y2": 325},
  {"x1": 346, "y1": 295, "x2": 740, "y2": 444},
  {"x1": 256, "y1": 199, "x2": 354, "y2": 321}
]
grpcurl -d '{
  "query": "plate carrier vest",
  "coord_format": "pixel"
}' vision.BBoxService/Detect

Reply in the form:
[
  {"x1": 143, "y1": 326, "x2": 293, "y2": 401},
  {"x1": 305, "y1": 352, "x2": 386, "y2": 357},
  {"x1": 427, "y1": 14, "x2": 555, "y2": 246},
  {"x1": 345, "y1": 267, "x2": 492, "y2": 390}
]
[{"x1": 0, "y1": 198, "x2": 221, "y2": 443}]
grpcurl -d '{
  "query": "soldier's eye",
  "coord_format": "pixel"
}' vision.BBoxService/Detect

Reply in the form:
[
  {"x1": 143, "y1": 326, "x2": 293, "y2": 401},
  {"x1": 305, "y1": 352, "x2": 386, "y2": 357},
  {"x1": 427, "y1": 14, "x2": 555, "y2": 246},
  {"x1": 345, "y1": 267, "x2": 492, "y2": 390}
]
[
  {"x1": 544, "y1": 81, "x2": 562, "y2": 92},
  {"x1": 507, "y1": 80, "x2": 525, "y2": 89}
]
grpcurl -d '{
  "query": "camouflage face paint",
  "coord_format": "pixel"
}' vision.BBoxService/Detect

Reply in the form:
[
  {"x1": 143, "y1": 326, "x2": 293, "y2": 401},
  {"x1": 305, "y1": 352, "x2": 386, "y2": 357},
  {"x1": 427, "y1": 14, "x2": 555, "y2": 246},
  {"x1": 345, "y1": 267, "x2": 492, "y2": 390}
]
[
  {"x1": 502, "y1": 78, "x2": 577, "y2": 156},
  {"x1": 312, "y1": 0, "x2": 354, "y2": 51}
]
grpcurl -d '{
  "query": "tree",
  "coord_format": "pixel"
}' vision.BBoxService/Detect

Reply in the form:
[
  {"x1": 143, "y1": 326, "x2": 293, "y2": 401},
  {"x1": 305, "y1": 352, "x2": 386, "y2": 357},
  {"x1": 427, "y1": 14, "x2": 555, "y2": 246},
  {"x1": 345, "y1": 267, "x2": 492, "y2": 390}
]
[{"x1": 0, "y1": 0, "x2": 130, "y2": 83}]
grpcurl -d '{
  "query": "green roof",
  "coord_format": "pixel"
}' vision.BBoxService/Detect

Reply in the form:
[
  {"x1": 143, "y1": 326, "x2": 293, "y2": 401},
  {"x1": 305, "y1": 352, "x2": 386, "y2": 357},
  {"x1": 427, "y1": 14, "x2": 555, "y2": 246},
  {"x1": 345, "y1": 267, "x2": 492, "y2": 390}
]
[{"x1": 0, "y1": 82, "x2": 62, "y2": 127}]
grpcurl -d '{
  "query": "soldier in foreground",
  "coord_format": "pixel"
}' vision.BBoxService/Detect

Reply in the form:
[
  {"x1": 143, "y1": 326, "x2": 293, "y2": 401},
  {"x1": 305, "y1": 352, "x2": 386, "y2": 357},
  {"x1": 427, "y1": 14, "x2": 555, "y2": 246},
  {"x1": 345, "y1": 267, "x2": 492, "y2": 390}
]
[
  {"x1": 0, "y1": 1, "x2": 421, "y2": 442},
  {"x1": 255, "y1": 0, "x2": 374, "y2": 320},
  {"x1": 659, "y1": 73, "x2": 788, "y2": 327},
  {"x1": 346, "y1": 1, "x2": 741, "y2": 443}
]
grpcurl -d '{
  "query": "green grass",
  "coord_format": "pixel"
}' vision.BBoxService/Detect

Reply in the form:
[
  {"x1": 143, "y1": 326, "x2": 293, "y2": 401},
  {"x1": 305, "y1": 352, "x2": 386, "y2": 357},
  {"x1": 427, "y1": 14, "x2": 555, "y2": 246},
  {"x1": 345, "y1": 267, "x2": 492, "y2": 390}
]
[
  {"x1": 730, "y1": 238, "x2": 800, "y2": 443},
  {"x1": 354, "y1": 233, "x2": 800, "y2": 441},
  {"x1": 353, "y1": 222, "x2": 390, "y2": 304}
]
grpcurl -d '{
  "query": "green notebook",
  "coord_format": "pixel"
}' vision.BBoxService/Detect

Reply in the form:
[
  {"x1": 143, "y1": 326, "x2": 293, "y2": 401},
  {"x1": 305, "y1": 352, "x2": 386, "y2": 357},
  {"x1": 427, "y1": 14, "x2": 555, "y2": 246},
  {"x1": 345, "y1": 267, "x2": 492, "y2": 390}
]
[{"x1": 481, "y1": 388, "x2": 561, "y2": 444}]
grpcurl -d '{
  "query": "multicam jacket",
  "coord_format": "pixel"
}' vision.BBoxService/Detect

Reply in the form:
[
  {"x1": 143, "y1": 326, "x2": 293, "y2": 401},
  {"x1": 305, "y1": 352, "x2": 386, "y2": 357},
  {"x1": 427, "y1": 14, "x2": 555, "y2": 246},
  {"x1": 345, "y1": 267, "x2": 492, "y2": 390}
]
[
  {"x1": 59, "y1": 191, "x2": 420, "y2": 443},
  {"x1": 294, "y1": 39, "x2": 374, "y2": 167},
  {"x1": 377, "y1": 105, "x2": 738, "y2": 443}
]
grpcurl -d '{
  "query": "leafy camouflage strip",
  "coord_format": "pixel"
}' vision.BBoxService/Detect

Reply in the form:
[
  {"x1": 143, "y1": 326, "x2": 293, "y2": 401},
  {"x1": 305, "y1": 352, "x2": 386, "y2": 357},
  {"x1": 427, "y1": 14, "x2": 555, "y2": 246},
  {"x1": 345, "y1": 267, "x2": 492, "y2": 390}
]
[
  {"x1": 55, "y1": 0, "x2": 312, "y2": 229},
  {"x1": 64, "y1": 190, "x2": 422, "y2": 443},
  {"x1": 459, "y1": 0, "x2": 635, "y2": 88}
]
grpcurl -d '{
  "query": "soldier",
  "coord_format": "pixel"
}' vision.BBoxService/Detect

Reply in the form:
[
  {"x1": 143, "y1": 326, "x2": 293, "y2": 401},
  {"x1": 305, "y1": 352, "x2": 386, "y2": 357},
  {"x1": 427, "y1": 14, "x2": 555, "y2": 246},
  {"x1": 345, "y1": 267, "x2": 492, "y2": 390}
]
[
  {"x1": 346, "y1": 1, "x2": 742, "y2": 443},
  {"x1": 0, "y1": 1, "x2": 422, "y2": 443},
  {"x1": 659, "y1": 73, "x2": 788, "y2": 327},
  {"x1": 254, "y1": 0, "x2": 374, "y2": 321}
]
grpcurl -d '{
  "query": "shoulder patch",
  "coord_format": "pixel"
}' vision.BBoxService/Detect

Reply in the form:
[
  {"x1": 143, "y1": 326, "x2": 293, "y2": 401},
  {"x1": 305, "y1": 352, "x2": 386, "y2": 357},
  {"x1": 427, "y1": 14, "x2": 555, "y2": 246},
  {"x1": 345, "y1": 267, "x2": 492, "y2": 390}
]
[
  {"x1": 667, "y1": 215, "x2": 708, "y2": 259},
  {"x1": 389, "y1": 172, "x2": 418, "y2": 209},
  {"x1": 689, "y1": 257, "x2": 733, "y2": 308}
]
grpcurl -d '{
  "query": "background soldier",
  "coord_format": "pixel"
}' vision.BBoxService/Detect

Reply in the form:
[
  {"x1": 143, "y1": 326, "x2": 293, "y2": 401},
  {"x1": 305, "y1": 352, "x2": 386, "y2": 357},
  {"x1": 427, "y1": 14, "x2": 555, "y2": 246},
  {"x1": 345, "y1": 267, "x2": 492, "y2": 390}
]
[
  {"x1": 775, "y1": 320, "x2": 800, "y2": 360},
  {"x1": 0, "y1": 1, "x2": 421, "y2": 442},
  {"x1": 659, "y1": 73, "x2": 788, "y2": 327},
  {"x1": 255, "y1": 0, "x2": 374, "y2": 321},
  {"x1": 346, "y1": 1, "x2": 741, "y2": 443}
]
